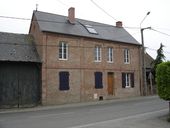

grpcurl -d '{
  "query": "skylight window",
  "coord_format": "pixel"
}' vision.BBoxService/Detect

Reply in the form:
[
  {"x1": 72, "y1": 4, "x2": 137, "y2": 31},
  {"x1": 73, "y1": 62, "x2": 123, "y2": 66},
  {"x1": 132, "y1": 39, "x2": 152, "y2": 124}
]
[{"x1": 84, "y1": 25, "x2": 98, "y2": 34}]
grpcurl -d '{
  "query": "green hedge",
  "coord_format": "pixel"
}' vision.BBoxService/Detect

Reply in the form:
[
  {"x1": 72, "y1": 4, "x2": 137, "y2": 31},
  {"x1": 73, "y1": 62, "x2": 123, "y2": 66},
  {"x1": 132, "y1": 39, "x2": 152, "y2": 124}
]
[{"x1": 156, "y1": 61, "x2": 170, "y2": 101}]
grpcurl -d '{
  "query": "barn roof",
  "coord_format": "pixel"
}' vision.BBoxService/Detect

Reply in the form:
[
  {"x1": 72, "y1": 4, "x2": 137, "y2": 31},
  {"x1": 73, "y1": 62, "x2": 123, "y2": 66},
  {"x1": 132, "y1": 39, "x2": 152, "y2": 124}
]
[
  {"x1": 0, "y1": 32, "x2": 41, "y2": 63},
  {"x1": 33, "y1": 11, "x2": 140, "y2": 45}
]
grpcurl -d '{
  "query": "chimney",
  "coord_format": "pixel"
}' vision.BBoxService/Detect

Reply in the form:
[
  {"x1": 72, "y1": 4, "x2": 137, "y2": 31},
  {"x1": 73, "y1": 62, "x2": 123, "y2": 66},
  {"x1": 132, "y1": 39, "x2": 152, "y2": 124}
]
[
  {"x1": 116, "y1": 21, "x2": 123, "y2": 27},
  {"x1": 68, "y1": 7, "x2": 75, "y2": 24}
]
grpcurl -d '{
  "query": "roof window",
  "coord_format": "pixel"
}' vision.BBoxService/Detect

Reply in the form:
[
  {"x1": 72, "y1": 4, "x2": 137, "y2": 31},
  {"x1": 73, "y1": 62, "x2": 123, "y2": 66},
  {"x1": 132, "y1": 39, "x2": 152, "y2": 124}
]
[{"x1": 84, "y1": 25, "x2": 98, "y2": 34}]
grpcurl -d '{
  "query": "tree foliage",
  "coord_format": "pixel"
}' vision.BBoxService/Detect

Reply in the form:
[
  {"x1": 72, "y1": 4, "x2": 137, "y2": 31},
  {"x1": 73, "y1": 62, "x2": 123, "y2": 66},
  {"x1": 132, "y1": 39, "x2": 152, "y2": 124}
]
[
  {"x1": 156, "y1": 62, "x2": 170, "y2": 101},
  {"x1": 152, "y1": 43, "x2": 165, "y2": 70}
]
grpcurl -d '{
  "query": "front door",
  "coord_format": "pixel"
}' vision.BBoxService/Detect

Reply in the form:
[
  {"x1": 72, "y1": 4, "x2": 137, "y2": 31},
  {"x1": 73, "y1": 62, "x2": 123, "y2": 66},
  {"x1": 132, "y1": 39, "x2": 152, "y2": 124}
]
[{"x1": 107, "y1": 72, "x2": 114, "y2": 95}]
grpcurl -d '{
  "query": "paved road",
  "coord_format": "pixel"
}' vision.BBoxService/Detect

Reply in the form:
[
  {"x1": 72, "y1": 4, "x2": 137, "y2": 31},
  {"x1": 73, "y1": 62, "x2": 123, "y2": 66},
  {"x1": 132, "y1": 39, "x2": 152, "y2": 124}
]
[{"x1": 0, "y1": 96, "x2": 169, "y2": 128}]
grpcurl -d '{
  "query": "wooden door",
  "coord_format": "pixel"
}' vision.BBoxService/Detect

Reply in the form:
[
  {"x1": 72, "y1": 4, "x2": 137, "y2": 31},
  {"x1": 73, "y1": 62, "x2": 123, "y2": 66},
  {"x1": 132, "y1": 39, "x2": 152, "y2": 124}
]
[
  {"x1": 107, "y1": 72, "x2": 114, "y2": 95},
  {"x1": 0, "y1": 62, "x2": 41, "y2": 108}
]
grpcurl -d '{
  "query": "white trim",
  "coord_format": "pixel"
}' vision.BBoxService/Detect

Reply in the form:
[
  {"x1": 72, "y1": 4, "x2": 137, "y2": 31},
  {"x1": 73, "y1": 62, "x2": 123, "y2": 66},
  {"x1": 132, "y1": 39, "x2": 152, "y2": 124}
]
[
  {"x1": 59, "y1": 41, "x2": 68, "y2": 60},
  {"x1": 94, "y1": 46, "x2": 102, "y2": 62},
  {"x1": 124, "y1": 49, "x2": 130, "y2": 64},
  {"x1": 125, "y1": 73, "x2": 131, "y2": 88},
  {"x1": 107, "y1": 47, "x2": 113, "y2": 63}
]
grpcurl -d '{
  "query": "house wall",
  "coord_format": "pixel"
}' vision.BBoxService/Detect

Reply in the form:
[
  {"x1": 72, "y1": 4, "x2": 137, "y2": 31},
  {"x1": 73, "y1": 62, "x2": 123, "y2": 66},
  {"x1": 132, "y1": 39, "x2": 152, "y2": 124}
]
[
  {"x1": 30, "y1": 19, "x2": 141, "y2": 105},
  {"x1": 29, "y1": 16, "x2": 48, "y2": 104}
]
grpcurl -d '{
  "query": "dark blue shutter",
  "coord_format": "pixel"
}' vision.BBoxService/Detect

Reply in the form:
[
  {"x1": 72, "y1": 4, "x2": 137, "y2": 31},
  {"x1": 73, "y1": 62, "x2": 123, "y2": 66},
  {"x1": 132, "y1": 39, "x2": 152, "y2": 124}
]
[
  {"x1": 131, "y1": 73, "x2": 134, "y2": 88},
  {"x1": 95, "y1": 72, "x2": 103, "y2": 89},
  {"x1": 122, "y1": 73, "x2": 126, "y2": 88},
  {"x1": 59, "y1": 72, "x2": 69, "y2": 91}
]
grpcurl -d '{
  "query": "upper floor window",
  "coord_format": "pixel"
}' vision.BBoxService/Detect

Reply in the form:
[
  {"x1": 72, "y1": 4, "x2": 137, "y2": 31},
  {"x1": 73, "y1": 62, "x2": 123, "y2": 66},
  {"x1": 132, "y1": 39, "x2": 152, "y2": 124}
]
[
  {"x1": 107, "y1": 47, "x2": 113, "y2": 63},
  {"x1": 95, "y1": 46, "x2": 101, "y2": 62},
  {"x1": 124, "y1": 49, "x2": 130, "y2": 64},
  {"x1": 59, "y1": 41, "x2": 68, "y2": 60}
]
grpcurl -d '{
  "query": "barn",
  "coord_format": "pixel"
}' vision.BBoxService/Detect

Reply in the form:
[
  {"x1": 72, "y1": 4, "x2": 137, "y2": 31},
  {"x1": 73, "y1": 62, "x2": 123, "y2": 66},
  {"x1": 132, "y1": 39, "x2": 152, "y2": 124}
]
[{"x1": 0, "y1": 32, "x2": 41, "y2": 108}]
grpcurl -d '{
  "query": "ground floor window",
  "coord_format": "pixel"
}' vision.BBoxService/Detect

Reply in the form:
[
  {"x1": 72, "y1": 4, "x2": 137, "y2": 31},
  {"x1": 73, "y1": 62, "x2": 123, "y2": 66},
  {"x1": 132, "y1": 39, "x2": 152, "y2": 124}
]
[
  {"x1": 122, "y1": 73, "x2": 134, "y2": 88},
  {"x1": 59, "y1": 71, "x2": 69, "y2": 91}
]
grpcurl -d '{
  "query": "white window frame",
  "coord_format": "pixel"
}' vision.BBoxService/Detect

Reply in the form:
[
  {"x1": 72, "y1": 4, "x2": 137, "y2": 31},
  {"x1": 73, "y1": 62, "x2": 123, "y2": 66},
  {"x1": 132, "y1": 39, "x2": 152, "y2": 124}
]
[
  {"x1": 59, "y1": 41, "x2": 68, "y2": 60},
  {"x1": 107, "y1": 47, "x2": 113, "y2": 63},
  {"x1": 125, "y1": 73, "x2": 131, "y2": 88},
  {"x1": 124, "y1": 49, "x2": 130, "y2": 64},
  {"x1": 95, "y1": 46, "x2": 102, "y2": 62}
]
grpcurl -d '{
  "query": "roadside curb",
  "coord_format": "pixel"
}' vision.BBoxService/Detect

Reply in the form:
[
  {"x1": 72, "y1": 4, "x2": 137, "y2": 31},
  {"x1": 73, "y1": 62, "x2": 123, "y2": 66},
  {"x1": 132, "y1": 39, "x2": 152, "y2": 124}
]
[{"x1": 0, "y1": 95, "x2": 158, "y2": 114}]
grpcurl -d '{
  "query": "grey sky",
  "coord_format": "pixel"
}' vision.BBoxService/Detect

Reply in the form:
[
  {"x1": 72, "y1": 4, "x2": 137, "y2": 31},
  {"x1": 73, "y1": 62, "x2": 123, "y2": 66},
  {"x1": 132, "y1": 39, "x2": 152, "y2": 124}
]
[{"x1": 0, "y1": 0, "x2": 170, "y2": 60}]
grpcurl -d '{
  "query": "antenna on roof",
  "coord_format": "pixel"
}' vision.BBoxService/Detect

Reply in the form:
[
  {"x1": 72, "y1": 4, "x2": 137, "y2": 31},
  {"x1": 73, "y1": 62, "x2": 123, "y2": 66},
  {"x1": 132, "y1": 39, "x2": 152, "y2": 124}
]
[{"x1": 36, "y1": 4, "x2": 38, "y2": 11}]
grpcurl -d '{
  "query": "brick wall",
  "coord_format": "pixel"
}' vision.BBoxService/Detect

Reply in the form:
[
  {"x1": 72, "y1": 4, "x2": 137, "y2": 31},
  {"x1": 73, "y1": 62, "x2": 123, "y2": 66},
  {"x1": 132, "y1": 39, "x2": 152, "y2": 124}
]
[{"x1": 30, "y1": 19, "x2": 141, "y2": 105}]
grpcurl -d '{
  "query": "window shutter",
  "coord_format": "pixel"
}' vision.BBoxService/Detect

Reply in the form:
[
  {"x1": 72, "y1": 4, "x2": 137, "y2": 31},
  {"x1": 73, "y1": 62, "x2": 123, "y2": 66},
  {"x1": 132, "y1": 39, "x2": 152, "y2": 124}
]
[
  {"x1": 122, "y1": 73, "x2": 126, "y2": 88},
  {"x1": 95, "y1": 72, "x2": 103, "y2": 89},
  {"x1": 131, "y1": 73, "x2": 134, "y2": 88},
  {"x1": 59, "y1": 72, "x2": 69, "y2": 90}
]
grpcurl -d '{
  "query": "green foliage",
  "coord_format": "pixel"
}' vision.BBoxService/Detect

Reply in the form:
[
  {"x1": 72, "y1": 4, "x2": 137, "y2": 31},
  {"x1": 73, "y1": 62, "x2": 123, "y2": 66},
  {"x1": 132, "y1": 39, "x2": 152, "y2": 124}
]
[
  {"x1": 156, "y1": 62, "x2": 170, "y2": 101},
  {"x1": 152, "y1": 43, "x2": 165, "y2": 70}
]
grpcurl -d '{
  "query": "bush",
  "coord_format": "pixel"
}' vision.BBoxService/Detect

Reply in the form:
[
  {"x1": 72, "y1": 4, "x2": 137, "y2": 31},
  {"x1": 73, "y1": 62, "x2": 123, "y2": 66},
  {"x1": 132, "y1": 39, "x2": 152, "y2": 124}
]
[
  {"x1": 156, "y1": 62, "x2": 170, "y2": 120},
  {"x1": 156, "y1": 62, "x2": 170, "y2": 101}
]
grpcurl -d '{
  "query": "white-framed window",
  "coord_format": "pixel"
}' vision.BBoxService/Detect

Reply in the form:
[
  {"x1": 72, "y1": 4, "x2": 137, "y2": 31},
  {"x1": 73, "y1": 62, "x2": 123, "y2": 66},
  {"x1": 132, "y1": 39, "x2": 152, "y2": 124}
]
[
  {"x1": 122, "y1": 73, "x2": 134, "y2": 88},
  {"x1": 59, "y1": 41, "x2": 68, "y2": 60},
  {"x1": 124, "y1": 48, "x2": 130, "y2": 64},
  {"x1": 107, "y1": 47, "x2": 113, "y2": 63},
  {"x1": 95, "y1": 46, "x2": 101, "y2": 62}
]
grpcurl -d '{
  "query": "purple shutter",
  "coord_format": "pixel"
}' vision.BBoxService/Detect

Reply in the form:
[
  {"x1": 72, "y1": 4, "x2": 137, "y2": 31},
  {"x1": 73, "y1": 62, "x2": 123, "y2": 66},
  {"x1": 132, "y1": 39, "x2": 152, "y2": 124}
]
[
  {"x1": 131, "y1": 73, "x2": 134, "y2": 88},
  {"x1": 122, "y1": 73, "x2": 126, "y2": 88},
  {"x1": 59, "y1": 72, "x2": 69, "y2": 90},
  {"x1": 95, "y1": 72, "x2": 103, "y2": 89}
]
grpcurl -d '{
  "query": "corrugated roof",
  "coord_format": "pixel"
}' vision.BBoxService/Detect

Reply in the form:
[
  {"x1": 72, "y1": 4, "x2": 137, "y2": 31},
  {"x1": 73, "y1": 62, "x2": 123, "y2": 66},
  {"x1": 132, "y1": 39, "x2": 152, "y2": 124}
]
[
  {"x1": 33, "y1": 11, "x2": 140, "y2": 45},
  {"x1": 0, "y1": 32, "x2": 41, "y2": 63}
]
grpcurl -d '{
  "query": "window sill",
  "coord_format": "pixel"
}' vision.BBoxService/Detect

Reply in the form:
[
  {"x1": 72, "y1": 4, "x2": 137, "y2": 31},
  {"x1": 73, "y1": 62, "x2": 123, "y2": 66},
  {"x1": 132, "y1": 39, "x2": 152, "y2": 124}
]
[
  {"x1": 59, "y1": 59, "x2": 68, "y2": 61},
  {"x1": 107, "y1": 61, "x2": 114, "y2": 63},
  {"x1": 124, "y1": 62, "x2": 130, "y2": 64},
  {"x1": 94, "y1": 60, "x2": 101, "y2": 62}
]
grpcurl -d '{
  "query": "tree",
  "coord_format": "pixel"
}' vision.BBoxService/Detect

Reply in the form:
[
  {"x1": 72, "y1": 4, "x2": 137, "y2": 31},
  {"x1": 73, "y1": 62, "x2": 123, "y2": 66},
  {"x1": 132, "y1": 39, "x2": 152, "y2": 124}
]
[
  {"x1": 156, "y1": 62, "x2": 170, "y2": 119},
  {"x1": 152, "y1": 43, "x2": 165, "y2": 70}
]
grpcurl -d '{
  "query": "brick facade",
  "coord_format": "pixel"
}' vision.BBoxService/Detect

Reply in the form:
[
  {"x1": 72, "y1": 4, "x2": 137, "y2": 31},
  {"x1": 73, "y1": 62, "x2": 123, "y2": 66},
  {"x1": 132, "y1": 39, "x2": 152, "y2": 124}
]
[{"x1": 29, "y1": 13, "x2": 141, "y2": 105}]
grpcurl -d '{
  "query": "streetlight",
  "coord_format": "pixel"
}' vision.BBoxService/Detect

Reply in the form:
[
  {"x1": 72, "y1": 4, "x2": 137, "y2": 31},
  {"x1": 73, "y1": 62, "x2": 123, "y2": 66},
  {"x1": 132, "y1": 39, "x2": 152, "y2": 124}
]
[
  {"x1": 140, "y1": 12, "x2": 151, "y2": 96},
  {"x1": 140, "y1": 12, "x2": 150, "y2": 28}
]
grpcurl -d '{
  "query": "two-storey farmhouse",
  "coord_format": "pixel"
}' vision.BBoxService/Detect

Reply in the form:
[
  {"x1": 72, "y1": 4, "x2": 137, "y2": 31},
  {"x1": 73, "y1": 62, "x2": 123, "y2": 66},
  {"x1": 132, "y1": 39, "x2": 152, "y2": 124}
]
[{"x1": 29, "y1": 7, "x2": 141, "y2": 105}]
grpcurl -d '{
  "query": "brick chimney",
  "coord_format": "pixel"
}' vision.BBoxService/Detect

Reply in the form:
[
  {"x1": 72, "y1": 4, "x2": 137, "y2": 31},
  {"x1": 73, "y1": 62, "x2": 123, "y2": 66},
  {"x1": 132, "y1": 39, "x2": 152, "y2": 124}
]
[
  {"x1": 116, "y1": 21, "x2": 123, "y2": 27},
  {"x1": 68, "y1": 7, "x2": 75, "y2": 24}
]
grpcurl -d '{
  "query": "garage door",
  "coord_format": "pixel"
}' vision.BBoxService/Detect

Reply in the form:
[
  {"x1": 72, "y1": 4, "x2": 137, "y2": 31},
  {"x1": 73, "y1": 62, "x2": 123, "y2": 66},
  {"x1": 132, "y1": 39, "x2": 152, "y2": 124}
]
[{"x1": 0, "y1": 62, "x2": 41, "y2": 108}]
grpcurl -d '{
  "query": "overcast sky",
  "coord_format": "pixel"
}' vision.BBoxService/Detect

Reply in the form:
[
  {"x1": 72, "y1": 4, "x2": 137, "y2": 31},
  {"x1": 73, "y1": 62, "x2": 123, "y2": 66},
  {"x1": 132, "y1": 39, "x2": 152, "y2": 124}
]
[{"x1": 0, "y1": 0, "x2": 170, "y2": 60}]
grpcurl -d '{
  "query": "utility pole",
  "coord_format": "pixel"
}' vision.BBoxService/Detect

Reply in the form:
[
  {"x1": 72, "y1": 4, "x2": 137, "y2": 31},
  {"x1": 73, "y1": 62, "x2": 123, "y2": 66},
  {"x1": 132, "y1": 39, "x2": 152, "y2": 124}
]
[
  {"x1": 140, "y1": 12, "x2": 151, "y2": 96},
  {"x1": 141, "y1": 27, "x2": 151, "y2": 95}
]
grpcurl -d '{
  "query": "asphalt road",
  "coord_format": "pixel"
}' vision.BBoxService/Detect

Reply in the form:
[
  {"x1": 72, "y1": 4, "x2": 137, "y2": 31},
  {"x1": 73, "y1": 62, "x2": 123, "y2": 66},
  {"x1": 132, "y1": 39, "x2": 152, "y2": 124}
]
[{"x1": 0, "y1": 96, "x2": 169, "y2": 128}]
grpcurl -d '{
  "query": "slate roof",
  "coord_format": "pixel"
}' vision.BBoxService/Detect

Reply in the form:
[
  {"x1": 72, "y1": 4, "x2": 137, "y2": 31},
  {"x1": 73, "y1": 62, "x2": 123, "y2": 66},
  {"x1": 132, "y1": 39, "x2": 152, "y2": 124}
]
[
  {"x1": 33, "y1": 11, "x2": 140, "y2": 45},
  {"x1": 0, "y1": 32, "x2": 41, "y2": 62}
]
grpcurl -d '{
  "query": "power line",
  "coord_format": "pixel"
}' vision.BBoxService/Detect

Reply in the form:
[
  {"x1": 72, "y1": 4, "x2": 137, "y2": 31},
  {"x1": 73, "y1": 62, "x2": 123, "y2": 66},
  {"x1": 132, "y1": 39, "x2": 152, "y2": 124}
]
[
  {"x1": 90, "y1": 0, "x2": 118, "y2": 21},
  {"x1": 146, "y1": 47, "x2": 170, "y2": 54},
  {"x1": 0, "y1": 15, "x2": 140, "y2": 29},
  {"x1": 56, "y1": 0, "x2": 69, "y2": 8},
  {"x1": 0, "y1": 15, "x2": 30, "y2": 21},
  {"x1": 151, "y1": 28, "x2": 170, "y2": 37}
]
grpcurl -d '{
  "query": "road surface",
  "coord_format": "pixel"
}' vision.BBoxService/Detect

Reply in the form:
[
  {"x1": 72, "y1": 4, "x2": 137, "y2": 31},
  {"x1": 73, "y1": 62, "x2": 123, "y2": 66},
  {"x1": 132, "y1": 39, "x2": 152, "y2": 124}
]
[{"x1": 0, "y1": 96, "x2": 169, "y2": 128}]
